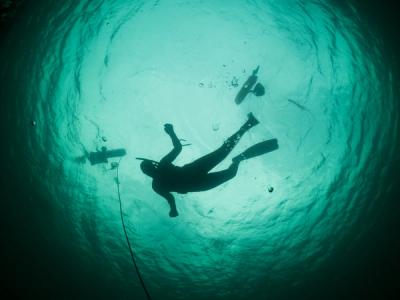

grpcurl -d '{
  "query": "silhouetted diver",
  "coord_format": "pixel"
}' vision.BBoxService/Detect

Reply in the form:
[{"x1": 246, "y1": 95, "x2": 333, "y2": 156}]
[
  {"x1": 234, "y1": 66, "x2": 266, "y2": 104},
  {"x1": 138, "y1": 113, "x2": 278, "y2": 217},
  {"x1": 88, "y1": 146, "x2": 126, "y2": 165}
]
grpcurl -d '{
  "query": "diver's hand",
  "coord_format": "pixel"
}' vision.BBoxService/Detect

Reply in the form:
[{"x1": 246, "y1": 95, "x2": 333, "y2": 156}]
[
  {"x1": 164, "y1": 123, "x2": 174, "y2": 135},
  {"x1": 169, "y1": 209, "x2": 179, "y2": 218}
]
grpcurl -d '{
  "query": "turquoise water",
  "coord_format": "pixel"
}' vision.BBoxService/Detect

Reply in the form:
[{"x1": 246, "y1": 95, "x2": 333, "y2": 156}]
[{"x1": 1, "y1": 0, "x2": 399, "y2": 299}]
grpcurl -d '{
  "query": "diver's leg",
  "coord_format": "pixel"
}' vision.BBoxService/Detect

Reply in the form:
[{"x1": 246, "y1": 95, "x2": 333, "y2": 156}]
[
  {"x1": 195, "y1": 162, "x2": 240, "y2": 191},
  {"x1": 184, "y1": 113, "x2": 259, "y2": 174}
]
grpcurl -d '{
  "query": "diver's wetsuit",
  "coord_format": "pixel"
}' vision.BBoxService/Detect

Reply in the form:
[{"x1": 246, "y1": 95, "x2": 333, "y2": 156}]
[
  {"x1": 149, "y1": 115, "x2": 258, "y2": 217},
  {"x1": 153, "y1": 136, "x2": 241, "y2": 194}
]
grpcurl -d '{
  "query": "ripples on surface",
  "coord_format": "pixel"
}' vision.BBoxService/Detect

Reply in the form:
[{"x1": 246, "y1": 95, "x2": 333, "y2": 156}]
[{"x1": 2, "y1": 0, "x2": 399, "y2": 299}]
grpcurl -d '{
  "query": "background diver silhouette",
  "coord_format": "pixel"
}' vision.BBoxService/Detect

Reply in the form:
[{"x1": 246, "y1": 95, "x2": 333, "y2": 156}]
[{"x1": 138, "y1": 113, "x2": 278, "y2": 217}]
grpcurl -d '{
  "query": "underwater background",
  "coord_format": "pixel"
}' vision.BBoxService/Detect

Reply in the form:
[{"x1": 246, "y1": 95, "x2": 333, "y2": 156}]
[{"x1": 1, "y1": 0, "x2": 399, "y2": 299}]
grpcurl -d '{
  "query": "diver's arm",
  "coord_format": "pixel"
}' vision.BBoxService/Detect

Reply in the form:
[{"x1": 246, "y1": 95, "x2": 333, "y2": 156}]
[
  {"x1": 152, "y1": 182, "x2": 179, "y2": 218},
  {"x1": 160, "y1": 124, "x2": 182, "y2": 164}
]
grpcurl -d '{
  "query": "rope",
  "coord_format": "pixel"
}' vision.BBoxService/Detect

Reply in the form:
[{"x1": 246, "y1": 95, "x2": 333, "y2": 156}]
[{"x1": 115, "y1": 160, "x2": 153, "y2": 300}]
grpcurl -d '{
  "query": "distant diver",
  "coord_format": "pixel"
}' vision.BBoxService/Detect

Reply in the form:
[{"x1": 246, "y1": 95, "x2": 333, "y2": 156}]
[
  {"x1": 235, "y1": 66, "x2": 265, "y2": 105},
  {"x1": 88, "y1": 147, "x2": 127, "y2": 165},
  {"x1": 138, "y1": 113, "x2": 278, "y2": 218}
]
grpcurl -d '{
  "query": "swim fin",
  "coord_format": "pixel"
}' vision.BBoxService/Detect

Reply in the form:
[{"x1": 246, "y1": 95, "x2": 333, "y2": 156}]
[{"x1": 232, "y1": 138, "x2": 278, "y2": 163}]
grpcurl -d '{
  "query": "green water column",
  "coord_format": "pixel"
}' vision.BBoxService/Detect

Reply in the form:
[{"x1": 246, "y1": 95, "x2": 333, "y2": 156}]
[{"x1": 1, "y1": 0, "x2": 398, "y2": 299}]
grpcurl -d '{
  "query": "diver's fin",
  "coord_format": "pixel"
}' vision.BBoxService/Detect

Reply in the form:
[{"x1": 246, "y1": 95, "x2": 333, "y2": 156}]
[{"x1": 232, "y1": 139, "x2": 278, "y2": 162}]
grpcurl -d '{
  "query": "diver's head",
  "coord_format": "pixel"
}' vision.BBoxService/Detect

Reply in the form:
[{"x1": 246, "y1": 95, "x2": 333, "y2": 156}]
[{"x1": 139, "y1": 160, "x2": 158, "y2": 178}]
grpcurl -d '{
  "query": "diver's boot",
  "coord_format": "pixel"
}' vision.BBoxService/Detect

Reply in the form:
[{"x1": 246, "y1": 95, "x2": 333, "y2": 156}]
[
  {"x1": 224, "y1": 113, "x2": 260, "y2": 156},
  {"x1": 242, "y1": 112, "x2": 259, "y2": 130},
  {"x1": 232, "y1": 154, "x2": 245, "y2": 164},
  {"x1": 228, "y1": 161, "x2": 240, "y2": 175}
]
